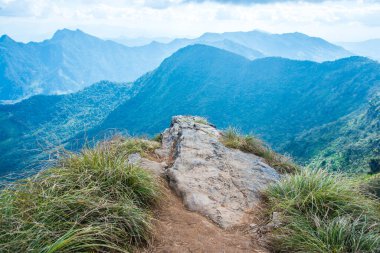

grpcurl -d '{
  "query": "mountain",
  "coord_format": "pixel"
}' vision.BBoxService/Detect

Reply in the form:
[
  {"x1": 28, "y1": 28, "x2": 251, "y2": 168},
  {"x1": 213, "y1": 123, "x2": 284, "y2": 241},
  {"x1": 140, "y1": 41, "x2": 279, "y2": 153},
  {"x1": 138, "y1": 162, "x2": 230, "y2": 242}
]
[
  {"x1": 194, "y1": 31, "x2": 352, "y2": 62},
  {"x1": 0, "y1": 81, "x2": 135, "y2": 178},
  {"x1": 112, "y1": 36, "x2": 173, "y2": 46},
  {"x1": 0, "y1": 29, "x2": 162, "y2": 101},
  {"x1": 284, "y1": 93, "x2": 380, "y2": 173},
  {"x1": 0, "y1": 29, "x2": 352, "y2": 101},
  {"x1": 340, "y1": 39, "x2": 380, "y2": 62},
  {"x1": 96, "y1": 45, "x2": 379, "y2": 146},
  {"x1": 137, "y1": 30, "x2": 352, "y2": 63},
  {"x1": 0, "y1": 45, "x2": 377, "y2": 177}
]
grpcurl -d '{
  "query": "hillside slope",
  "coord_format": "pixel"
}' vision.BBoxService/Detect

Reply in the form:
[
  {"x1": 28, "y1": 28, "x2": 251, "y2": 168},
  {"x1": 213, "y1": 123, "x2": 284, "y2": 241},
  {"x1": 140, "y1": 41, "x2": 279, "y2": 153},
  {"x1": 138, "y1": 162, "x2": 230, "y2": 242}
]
[
  {"x1": 98, "y1": 45, "x2": 380, "y2": 146},
  {"x1": 285, "y1": 93, "x2": 380, "y2": 173},
  {"x1": 0, "y1": 81, "x2": 134, "y2": 177}
]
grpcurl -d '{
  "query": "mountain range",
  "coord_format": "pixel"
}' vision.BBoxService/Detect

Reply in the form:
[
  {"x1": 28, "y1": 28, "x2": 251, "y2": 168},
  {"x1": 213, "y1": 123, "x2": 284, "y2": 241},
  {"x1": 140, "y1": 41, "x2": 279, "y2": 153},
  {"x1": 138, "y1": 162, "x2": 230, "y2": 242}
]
[
  {"x1": 0, "y1": 44, "x2": 379, "y2": 178},
  {"x1": 0, "y1": 29, "x2": 352, "y2": 102}
]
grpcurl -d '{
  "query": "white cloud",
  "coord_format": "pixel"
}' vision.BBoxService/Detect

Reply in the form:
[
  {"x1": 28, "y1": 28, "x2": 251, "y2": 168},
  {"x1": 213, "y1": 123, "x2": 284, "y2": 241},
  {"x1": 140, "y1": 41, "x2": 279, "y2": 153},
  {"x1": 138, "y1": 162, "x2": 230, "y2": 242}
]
[{"x1": 0, "y1": 0, "x2": 379, "y2": 42}]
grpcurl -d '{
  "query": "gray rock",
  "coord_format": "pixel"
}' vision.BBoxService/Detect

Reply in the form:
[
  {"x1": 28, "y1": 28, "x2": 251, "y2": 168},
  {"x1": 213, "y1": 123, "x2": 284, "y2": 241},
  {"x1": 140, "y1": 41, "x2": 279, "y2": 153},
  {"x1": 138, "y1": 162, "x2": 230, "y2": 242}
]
[
  {"x1": 128, "y1": 153, "x2": 166, "y2": 176},
  {"x1": 128, "y1": 153, "x2": 142, "y2": 165},
  {"x1": 158, "y1": 116, "x2": 280, "y2": 228}
]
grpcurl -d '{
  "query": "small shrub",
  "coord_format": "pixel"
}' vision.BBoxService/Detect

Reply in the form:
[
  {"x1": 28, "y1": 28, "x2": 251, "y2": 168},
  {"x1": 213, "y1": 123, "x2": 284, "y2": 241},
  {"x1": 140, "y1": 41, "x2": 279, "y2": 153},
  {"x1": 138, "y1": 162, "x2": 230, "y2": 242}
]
[
  {"x1": 0, "y1": 140, "x2": 161, "y2": 252},
  {"x1": 151, "y1": 133, "x2": 163, "y2": 143},
  {"x1": 221, "y1": 127, "x2": 299, "y2": 173},
  {"x1": 265, "y1": 169, "x2": 380, "y2": 253}
]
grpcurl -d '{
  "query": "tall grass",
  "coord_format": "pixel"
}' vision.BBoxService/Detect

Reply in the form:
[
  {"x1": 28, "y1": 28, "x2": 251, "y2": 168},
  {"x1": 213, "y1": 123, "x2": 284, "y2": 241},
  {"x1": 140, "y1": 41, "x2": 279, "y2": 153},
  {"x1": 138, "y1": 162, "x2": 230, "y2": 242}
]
[
  {"x1": 0, "y1": 139, "x2": 161, "y2": 252},
  {"x1": 265, "y1": 169, "x2": 380, "y2": 253},
  {"x1": 221, "y1": 127, "x2": 299, "y2": 173}
]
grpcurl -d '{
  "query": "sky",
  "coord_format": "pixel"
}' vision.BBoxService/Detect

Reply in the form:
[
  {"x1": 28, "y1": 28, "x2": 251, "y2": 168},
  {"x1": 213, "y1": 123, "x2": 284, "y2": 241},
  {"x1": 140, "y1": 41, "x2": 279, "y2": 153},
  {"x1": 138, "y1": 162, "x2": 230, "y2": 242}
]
[{"x1": 0, "y1": 0, "x2": 380, "y2": 43}]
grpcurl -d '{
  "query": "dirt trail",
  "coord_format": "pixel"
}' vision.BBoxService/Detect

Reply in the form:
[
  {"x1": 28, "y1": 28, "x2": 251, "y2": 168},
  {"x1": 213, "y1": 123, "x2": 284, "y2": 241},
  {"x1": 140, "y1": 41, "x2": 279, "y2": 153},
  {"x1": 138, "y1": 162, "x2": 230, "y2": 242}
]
[{"x1": 145, "y1": 183, "x2": 269, "y2": 253}]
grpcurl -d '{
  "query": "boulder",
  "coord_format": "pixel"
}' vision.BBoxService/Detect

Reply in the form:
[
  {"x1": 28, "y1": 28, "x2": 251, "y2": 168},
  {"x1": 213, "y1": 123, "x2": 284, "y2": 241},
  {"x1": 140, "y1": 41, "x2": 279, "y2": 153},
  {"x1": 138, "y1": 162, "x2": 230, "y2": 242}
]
[{"x1": 157, "y1": 116, "x2": 280, "y2": 228}]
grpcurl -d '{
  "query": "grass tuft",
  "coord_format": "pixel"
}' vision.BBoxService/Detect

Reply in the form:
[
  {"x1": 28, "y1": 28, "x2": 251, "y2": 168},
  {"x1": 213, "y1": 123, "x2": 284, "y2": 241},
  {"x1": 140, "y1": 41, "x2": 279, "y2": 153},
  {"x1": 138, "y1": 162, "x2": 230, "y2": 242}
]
[
  {"x1": 194, "y1": 117, "x2": 209, "y2": 125},
  {"x1": 265, "y1": 169, "x2": 380, "y2": 253},
  {"x1": 107, "y1": 135, "x2": 161, "y2": 160},
  {"x1": 221, "y1": 127, "x2": 299, "y2": 173},
  {"x1": 0, "y1": 139, "x2": 161, "y2": 252}
]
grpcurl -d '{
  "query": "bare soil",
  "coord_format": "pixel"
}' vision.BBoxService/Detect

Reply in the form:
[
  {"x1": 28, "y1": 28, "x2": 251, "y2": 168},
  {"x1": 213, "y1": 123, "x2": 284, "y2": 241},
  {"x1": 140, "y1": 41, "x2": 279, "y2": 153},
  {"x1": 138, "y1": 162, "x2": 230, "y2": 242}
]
[{"x1": 144, "y1": 182, "x2": 269, "y2": 253}]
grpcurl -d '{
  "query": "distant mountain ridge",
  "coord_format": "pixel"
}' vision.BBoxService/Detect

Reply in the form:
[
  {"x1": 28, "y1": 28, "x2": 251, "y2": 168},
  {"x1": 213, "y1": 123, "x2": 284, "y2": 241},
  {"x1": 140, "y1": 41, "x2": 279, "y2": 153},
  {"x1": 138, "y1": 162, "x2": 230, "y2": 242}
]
[
  {"x1": 340, "y1": 39, "x2": 380, "y2": 62},
  {"x1": 0, "y1": 29, "x2": 353, "y2": 101},
  {"x1": 0, "y1": 29, "x2": 158, "y2": 101}
]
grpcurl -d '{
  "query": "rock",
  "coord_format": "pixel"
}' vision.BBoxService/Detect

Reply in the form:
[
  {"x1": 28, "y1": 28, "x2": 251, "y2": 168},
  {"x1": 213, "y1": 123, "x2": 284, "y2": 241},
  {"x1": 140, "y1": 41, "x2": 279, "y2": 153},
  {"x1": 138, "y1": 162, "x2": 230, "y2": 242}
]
[
  {"x1": 128, "y1": 153, "x2": 141, "y2": 165},
  {"x1": 158, "y1": 116, "x2": 280, "y2": 228},
  {"x1": 271, "y1": 212, "x2": 282, "y2": 228},
  {"x1": 128, "y1": 153, "x2": 166, "y2": 176}
]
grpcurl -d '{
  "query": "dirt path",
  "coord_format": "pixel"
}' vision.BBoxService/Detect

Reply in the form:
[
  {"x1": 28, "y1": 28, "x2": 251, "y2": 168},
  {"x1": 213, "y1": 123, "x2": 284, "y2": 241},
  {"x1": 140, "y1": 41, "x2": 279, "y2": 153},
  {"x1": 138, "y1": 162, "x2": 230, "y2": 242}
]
[{"x1": 145, "y1": 183, "x2": 269, "y2": 253}]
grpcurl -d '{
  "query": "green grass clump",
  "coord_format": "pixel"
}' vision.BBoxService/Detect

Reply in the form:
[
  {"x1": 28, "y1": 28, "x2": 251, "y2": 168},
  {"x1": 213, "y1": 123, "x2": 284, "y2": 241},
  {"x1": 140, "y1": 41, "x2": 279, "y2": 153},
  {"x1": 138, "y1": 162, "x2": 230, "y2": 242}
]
[
  {"x1": 221, "y1": 127, "x2": 299, "y2": 173},
  {"x1": 265, "y1": 169, "x2": 380, "y2": 253},
  {"x1": 365, "y1": 174, "x2": 380, "y2": 198},
  {"x1": 108, "y1": 136, "x2": 161, "y2": 159},
  {"x1": 0, "y1": 139, "x2": 161, "y2": 252}
]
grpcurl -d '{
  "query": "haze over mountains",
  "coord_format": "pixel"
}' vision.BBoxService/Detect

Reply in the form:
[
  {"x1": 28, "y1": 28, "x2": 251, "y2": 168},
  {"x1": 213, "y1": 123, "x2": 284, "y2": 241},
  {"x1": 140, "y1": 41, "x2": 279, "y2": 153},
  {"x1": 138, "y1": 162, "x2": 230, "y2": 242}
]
[
  {"x1": 340, "y1": 39, "x2": 380, "y2": 62},
  {"x1": 1, "y1": 44, "x2": 379, "y2": 178},
  {"x1": 0, "y1": 29, "x2": 353, "y2": 102}
]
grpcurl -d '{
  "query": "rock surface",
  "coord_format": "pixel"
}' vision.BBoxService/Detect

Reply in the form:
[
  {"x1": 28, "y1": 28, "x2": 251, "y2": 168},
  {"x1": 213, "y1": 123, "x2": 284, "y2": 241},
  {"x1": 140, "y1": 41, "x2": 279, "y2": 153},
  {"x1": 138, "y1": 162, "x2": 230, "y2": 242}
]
[
  {"x1": 156, "y1": 116, "x2": 280, "y2": 228},
  {"x1": 128, "y1": 153, "x2": 166, "y2": 176}
]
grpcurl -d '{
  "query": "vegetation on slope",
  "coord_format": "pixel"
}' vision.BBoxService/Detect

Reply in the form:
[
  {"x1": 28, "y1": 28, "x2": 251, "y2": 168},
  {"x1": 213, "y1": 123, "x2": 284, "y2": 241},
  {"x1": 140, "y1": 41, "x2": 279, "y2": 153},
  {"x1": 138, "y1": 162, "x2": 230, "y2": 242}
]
[
  {"x1": 221, "y1": 127, "x2": 299, "y2": 173},
  {"x1": 265, "y1": 169, "x2": 380, "y2": 253},
  {"x1": 0, "y1": 81, "x2": 134, "y2": 178},
  {"x1": 0, "y1": 138, "x2": 161, "y2": 252},
  {"x1": 286, "y1": 93, "x2": 380, "y2": 173}
]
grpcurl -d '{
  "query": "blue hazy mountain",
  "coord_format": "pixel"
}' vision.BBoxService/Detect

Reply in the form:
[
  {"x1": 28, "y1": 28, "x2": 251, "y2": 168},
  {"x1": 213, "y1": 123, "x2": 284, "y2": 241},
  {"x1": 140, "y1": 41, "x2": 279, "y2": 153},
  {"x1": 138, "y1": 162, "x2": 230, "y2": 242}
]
[
  {"x1": 0, "y1": 29, "x2": 352, "y2": 101},
  {"x1": 186, "y1": 30, "x2": 352, "y2": 61},
  {"x1": 340, "y1": 39, "x2": 380, "y2": 62},
  {"x1": 0, "y1": 29, "x2": 162, "y2": 101},
  {"x1": 0, "y1": 81, "x2": 135, "y2": 178}
]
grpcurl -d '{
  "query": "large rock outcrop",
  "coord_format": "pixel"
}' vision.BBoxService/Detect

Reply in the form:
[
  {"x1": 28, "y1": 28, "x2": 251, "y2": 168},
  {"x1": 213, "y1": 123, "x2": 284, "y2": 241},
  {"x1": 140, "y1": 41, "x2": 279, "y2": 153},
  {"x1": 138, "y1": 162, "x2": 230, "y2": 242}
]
[{"x1": 156, "y1": 116, "x2": 280, "y2": 228}]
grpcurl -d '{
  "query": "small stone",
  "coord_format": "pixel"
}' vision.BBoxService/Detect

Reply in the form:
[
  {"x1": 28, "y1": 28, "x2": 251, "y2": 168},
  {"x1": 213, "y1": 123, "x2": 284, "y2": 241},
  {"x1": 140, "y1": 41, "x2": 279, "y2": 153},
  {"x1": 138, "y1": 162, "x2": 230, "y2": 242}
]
[{"x1": 128, "y1": 153, "x2": 141, "y2": 165}]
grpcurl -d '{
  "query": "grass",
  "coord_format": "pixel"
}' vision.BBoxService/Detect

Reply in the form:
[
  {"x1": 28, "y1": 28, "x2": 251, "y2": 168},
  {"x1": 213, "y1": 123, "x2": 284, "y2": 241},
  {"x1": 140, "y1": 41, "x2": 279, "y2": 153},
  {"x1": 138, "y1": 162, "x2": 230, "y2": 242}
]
[
  {"x1": 220, "y1": 127, "x2": 299, "y2": 173},
  {"x1": 0, "y1": 138, "x2": 161, "y2": 252},
  {"x1": 107, "y1": 135, "x2": 161, "y2": 159},
  {"x1": 364, "y1": 174, "x2": 380, "y2": 198},
  {"x1": 265, "y1": 169, "x2": 380, "y2": 253},
  {"x1": 194, "y1": 117, "x2": 209, "y2": 125}
]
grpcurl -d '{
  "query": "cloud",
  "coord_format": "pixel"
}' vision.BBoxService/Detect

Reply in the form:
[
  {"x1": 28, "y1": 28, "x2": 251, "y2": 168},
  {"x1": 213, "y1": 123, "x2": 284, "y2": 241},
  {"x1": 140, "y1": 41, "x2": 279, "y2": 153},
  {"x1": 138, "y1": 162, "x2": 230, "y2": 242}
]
[
  {"x1": 184, "y1": 0, "x2": 327, "y2": 4},
  {"x1": 0, "y1": 0, "x2": 379, "y2": 43}
]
